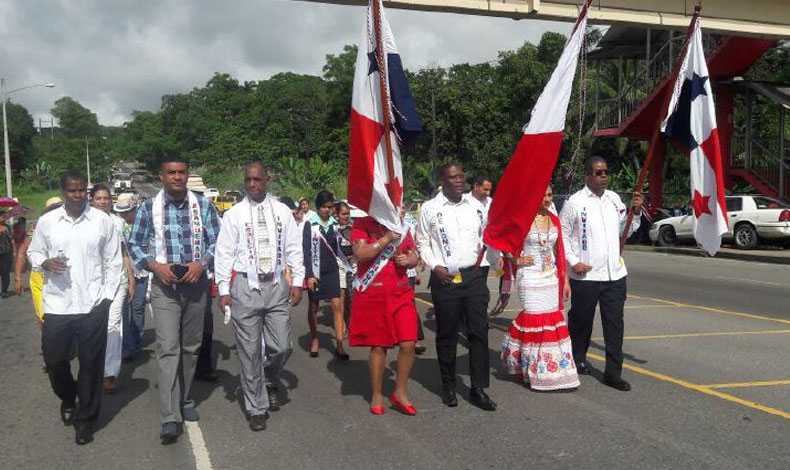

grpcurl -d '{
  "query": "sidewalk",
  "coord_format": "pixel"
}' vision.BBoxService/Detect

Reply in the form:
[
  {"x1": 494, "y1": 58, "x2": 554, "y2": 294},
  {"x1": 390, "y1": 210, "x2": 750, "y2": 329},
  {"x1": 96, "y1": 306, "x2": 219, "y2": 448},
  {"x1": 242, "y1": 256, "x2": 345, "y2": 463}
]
[{"x1": 626, "y1": 244, "x2": 790, "y2": 264}]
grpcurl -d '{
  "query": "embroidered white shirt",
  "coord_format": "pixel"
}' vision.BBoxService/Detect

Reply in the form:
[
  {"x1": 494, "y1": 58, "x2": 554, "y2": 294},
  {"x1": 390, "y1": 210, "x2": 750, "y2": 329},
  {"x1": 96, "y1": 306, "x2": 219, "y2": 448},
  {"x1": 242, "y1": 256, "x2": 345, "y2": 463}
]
[
  {"x1": 416, "y1": 191, "x2": 498, "y2": 272},
  {"x1": 28, "y1": 205, "x2": 123, "y2": 315},
  {"x1": 559, "y1": 186, "x2": 640, "y2": 282},
  {"x1": 214, "y1": 195, "x2": 305, "y2": 296}
]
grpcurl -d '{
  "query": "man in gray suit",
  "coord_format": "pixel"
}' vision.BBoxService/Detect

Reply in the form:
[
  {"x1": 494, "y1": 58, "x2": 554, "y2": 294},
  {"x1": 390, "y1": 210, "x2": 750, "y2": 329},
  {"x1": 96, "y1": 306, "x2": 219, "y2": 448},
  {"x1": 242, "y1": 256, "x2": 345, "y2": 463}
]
[{"x1": 214, "y1": 162, "x2": 304, "y2": 431}]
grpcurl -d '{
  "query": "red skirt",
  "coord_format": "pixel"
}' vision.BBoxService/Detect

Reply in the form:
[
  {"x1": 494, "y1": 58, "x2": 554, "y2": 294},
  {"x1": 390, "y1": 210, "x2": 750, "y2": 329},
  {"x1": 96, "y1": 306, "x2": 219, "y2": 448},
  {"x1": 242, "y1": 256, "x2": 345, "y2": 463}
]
[{"x1": 349, "y1": 282, "x2": 418, "y2": 348}]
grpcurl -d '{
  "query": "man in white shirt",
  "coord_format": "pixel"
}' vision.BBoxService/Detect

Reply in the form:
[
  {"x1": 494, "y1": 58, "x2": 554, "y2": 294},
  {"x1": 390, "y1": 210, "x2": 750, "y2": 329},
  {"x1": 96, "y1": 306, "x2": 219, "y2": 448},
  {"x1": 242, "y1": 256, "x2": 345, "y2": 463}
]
[
  {"x1": 215, "y1": 162, "x2": 304, "y2": 431},
  {"x1": 464, "y1": 173, "x2": 492, "y2": 215},
  {"x1": 559, "y1": 156, "x2": 643, "y2": 392},
  {"x1": 28, "y1": 172, "x2": 123, "y2": 445},
  {"x1": 417, "y1": 163, "x2": 499, "y2": 411}
]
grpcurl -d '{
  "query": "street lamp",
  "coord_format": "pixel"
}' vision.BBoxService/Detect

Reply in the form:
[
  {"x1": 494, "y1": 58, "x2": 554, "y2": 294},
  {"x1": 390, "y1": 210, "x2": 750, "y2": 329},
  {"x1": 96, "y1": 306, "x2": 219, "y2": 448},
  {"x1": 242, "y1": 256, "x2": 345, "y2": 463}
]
[{"x1": 2, "y1": 79, "x2": 55, "y2": 198}]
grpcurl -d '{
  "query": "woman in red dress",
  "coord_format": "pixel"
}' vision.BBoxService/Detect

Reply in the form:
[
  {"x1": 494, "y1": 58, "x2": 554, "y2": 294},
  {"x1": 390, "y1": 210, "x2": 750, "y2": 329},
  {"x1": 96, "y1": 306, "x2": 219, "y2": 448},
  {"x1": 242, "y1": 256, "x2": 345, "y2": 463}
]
[{"x1": 350, "y1": 216, "x2": 420, "y2": 415}]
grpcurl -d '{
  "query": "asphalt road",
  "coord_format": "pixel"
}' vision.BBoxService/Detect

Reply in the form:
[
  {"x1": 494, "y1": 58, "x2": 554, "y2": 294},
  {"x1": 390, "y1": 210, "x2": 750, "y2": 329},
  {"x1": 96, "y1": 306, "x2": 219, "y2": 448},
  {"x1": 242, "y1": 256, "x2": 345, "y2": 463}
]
[{"x1": 3, "y1": 247, "x2": 790, "y2": 469}]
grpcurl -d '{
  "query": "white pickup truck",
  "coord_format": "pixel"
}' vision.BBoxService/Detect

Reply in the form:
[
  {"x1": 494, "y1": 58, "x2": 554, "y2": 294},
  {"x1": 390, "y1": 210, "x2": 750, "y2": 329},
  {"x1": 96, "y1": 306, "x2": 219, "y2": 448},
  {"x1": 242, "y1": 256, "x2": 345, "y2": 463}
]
[{"x1": 649, "y1": 195, "x2": 790, "y2": 249}]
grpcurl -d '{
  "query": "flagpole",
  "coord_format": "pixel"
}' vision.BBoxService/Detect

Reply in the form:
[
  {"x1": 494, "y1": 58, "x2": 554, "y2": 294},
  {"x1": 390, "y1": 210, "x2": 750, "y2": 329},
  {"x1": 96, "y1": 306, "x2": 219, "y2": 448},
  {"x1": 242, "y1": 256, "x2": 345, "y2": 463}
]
[
  {"x1": 371, "y1": 0, "x2": 398, "y2": 207},
  {"x1": 620, "y1": 3, "x2": 702, "y2": 251}
]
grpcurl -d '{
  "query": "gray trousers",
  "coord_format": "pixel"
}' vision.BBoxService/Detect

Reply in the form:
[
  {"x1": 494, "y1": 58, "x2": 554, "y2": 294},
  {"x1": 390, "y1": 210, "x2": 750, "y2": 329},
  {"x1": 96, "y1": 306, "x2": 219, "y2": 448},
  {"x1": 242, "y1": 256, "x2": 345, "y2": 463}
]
[
  {"x1": 151, "y1": 278, "x2": 207, "y2": 424},
  {"x1": 231, "y1": 275, "x2": 292, "y2": 415}
]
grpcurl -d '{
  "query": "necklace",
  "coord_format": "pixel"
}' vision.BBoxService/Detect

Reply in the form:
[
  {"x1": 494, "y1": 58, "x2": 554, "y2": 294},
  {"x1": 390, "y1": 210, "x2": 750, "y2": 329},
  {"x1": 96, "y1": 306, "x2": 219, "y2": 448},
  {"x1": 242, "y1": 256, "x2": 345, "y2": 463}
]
[{"x1": 532, "y1": 216, "x2": 553, "y2": 273}]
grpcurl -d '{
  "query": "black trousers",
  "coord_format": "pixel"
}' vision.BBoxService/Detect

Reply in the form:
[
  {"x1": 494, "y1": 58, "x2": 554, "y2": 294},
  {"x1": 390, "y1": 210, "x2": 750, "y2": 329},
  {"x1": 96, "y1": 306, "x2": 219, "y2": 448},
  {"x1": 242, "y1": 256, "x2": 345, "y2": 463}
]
[
  {"x1": 196, "y1": 292, "x2": 214, "y2": 376},
  {"x1": 567, "y1": 277, "x2": 627, "y2": 378},
  {"x1": 42, "y1": 300, "x2": 110, "y2": 426},
  {"x1": 430, "y1": 266, "x2": 490, "y2": 390},
  {"x1": 0, "y1": 252, "x2": 12, "y2": 293}
]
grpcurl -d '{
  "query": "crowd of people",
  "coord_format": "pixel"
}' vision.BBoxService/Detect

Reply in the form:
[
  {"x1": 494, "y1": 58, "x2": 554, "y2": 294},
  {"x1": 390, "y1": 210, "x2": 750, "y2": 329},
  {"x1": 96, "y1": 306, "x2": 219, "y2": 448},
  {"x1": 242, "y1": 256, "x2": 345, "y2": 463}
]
[{"x1": 6, "y1": 154, "x2": 643, "y2": 446}]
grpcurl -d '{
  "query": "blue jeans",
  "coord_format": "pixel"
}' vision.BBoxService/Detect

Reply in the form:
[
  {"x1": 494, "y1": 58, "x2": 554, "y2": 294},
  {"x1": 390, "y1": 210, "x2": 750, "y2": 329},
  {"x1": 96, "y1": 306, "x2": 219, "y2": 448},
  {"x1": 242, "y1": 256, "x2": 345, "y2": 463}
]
[{"x1": 122, "y1": 276, "x2": 148, "y2": 356}]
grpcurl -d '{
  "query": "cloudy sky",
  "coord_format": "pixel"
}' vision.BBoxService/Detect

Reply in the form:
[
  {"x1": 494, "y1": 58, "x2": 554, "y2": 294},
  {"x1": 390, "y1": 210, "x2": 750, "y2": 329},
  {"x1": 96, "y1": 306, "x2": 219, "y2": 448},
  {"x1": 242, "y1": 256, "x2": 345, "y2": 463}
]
[{"x1": 1, "y1": 0, "x2": 570, "y2": 127}]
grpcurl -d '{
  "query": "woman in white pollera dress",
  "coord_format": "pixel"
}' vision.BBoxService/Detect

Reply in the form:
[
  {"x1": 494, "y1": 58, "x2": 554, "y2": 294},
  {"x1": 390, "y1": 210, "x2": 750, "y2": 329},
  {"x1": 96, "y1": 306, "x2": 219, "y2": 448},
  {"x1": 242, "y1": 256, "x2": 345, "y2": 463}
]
[{"x1": 501, "y1": 184, "x2": 580, "y2": 391}]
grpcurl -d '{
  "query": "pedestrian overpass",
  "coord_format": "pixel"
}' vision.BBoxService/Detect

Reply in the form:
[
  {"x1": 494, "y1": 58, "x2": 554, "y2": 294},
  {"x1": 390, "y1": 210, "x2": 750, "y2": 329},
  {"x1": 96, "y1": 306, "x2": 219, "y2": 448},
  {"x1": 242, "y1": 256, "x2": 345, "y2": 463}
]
[{"x1": 294, "y1": 0, "x2": 790, "y2": 38}]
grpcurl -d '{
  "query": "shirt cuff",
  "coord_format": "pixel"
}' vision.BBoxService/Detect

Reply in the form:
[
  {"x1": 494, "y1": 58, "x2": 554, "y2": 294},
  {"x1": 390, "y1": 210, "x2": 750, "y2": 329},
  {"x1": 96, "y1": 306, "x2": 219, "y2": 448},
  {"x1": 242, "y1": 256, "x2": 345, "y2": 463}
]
[
  {"x1": 291, "y1": 274, "x2": 305, "y2": 288},
  {"x1": 217, "y1": 280, "x2": 230, "y2": 297},
  {"x1": 137, "y1": 256, "x2": 155, "y2": 272},
  {"x1": 28, "y1": 252, "x2": 46, "y2": 271}
]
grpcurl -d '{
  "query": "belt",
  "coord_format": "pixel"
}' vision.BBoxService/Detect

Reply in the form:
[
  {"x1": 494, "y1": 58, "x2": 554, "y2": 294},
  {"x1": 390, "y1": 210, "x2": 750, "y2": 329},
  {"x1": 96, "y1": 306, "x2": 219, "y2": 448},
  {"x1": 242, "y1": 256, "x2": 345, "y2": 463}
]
[
  {"x1": 369, "y1": 281, "x2": 411, "y2": 287},
  {"x1": 240, "y1": 272, "x2": 275, "y2": 282}
]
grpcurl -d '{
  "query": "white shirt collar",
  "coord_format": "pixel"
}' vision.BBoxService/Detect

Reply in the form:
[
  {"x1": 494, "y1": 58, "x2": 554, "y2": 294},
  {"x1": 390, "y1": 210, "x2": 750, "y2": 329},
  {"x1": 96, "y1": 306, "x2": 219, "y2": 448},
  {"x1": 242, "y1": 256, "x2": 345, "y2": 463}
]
[
  {"x1": 56, "y1": 204, "x2": 93, "y2": 223},
  {"x1": 437, "y1": 191, "x2": 468, "y2": 207}
]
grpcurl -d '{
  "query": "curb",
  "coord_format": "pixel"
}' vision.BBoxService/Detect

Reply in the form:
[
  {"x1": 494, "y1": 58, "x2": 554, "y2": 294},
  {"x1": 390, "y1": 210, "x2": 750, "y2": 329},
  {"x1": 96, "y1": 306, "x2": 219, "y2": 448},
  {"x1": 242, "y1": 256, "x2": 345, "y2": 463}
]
[{"x1": 625, "y1": 245, "x2": 790, "y2": 265}]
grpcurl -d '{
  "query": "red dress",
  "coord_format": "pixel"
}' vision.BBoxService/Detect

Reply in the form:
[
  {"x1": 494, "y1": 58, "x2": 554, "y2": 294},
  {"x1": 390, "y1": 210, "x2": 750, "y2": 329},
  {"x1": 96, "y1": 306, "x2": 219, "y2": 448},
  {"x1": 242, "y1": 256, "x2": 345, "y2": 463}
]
[{"x1": 349, "y1": 217, "x2": 418, "y2": 348}]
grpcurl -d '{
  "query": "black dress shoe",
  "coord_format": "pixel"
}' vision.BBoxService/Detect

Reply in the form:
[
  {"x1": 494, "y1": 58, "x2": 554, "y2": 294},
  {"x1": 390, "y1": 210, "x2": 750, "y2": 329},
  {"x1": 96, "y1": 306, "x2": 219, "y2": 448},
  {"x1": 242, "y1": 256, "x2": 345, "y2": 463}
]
[
  {"x1": 441, "y1": 388, "x2": 458, "y2": 407},
  {"x1": 195, "y1": 371, "x2": 219, "y2": 383},
  {"x1": 576, "y1": 361, "x2": 592, "y2": 375},
  {"x1": 60, "y1": 401, "x2": 76, "y2": 426},
  {"x1": 74, "y1": 423, "x2": 93, "y2": 445},
  {"x1": 603, "y1": 376, "x2": 631, "y2": 392},
  {"x1": 249, "y1": 414, "x2": 267, "y2": 432},
  {"x1": 267, "y1": 386, "x2": 281, "y2": 412},
  {"x1": 414, "y1": 344, "x2": 427, "y2": 355},
  {"x1": 160, "y1": 422, "x2": 180, "y2": 445},
  {"x1": 469, "y1": 388, "x2": 497, "y2": 411}
]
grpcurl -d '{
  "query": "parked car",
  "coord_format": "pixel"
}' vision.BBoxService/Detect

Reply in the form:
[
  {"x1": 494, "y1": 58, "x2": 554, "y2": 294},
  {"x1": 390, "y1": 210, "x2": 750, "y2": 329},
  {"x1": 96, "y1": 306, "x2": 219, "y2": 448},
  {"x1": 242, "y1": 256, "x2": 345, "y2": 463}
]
[
  {"x1": 211, "y1": 195, "x2": 236, "y2": 215},
  {"x1": 204, "y1": 187, "x2": 220, "y2": 198},
  {"x1": 224, "y1": 190, "x2": 243, "y2": 203},
  {"x1": 649, "y1": 195, "x2": 790, "y2": 249}
]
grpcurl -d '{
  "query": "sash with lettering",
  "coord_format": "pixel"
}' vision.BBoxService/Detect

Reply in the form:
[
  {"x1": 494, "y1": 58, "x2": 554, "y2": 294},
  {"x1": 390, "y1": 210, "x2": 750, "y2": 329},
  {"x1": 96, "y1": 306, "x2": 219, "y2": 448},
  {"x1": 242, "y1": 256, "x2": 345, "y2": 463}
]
[
  {"x1": 151, "y1": 189, "x2": 203, "y2": 266},
  {"x1": 241, "y1": 196, "x2": 284, "y2": 291},
  {"x1": 353, "y1": 219, "x2": 409, "y2": 292}
]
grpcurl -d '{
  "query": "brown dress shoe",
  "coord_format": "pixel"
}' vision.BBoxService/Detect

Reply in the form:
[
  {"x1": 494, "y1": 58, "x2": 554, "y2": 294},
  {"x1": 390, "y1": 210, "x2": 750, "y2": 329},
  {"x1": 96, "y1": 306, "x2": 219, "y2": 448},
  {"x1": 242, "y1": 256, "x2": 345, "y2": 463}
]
[
  {"x1": 249, "y1": 414, "x2": 267, "y2": 432},
  {"x1": 103, "y1": 377, "x2": 116, "y2": 394},
  {"x1": 267, "y1": 386, "x2": 281, "y2": 411}
]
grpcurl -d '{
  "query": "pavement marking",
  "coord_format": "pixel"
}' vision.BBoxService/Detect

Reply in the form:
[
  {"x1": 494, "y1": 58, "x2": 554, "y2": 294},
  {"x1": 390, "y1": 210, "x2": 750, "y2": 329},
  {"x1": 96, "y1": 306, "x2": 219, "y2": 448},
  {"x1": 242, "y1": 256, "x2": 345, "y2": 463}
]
[
  {"x1": 586, "y1": 353, "x2": 790, "y2": 420},
  {"x1": 185, "y1": 421, "x2": 214, "y2": 470},
  {"x1": 624, "y1": 305, "x2": 682, "y2": 310},
  {"x1": 628, "y1": 294, "x2": 790, "y2": 326},
  {"x1": 592, "y1": 329, "x2": 790, "y2": 341},
  {"x1": 705, "y1": 380, "x2": 790, "y2": 389},
  {"x1": 714, "y1": 276, "x2": 785, "y2": 287}
]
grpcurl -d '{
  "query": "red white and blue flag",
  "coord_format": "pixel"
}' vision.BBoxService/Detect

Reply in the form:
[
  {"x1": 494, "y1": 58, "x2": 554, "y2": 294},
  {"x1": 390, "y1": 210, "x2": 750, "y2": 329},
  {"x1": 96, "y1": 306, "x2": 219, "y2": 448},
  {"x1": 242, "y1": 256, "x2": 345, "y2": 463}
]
[
  {"x1": 348, "y1": 0, "x2": 421, "y2": 232},
  {"x1": 661, "y1": 19, "x2": 728, "y2": 256},
  {"x1": 483, "y1": 0, "x2": 591, "y2": 255}
]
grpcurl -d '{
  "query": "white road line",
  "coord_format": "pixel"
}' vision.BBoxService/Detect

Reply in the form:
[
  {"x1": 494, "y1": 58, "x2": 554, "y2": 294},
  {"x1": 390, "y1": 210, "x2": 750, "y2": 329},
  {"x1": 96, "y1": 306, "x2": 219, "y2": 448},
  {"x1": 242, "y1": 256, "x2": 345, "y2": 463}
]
[
  {"x1": 185, "y1": 421, "x2": 214, "y2": 470},
  {"x1": 714, "y1": 276, "x2": 785, "y2": 287}
]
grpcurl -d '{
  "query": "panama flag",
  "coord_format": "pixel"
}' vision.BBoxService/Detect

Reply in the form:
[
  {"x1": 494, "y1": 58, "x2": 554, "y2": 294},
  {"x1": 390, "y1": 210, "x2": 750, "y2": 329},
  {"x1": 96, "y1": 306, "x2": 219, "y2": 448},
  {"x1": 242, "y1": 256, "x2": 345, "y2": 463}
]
[
  {"x1": 661, "y1": 19, "x2": 728, "y2": 256},
  {"x1": 483, "y1": 0, "x2": 592, "y2": 255},
  {"x1": 348, "y1": 0, "x2": 421, "y2": 232}
]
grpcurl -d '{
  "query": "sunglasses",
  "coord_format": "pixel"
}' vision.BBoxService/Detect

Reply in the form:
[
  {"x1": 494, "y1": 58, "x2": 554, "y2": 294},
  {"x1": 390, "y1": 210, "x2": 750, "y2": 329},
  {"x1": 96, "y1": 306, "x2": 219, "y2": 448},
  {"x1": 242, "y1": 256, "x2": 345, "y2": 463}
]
[{"x1": 592, "y1": 170, "x2": 609, "y2": 176}]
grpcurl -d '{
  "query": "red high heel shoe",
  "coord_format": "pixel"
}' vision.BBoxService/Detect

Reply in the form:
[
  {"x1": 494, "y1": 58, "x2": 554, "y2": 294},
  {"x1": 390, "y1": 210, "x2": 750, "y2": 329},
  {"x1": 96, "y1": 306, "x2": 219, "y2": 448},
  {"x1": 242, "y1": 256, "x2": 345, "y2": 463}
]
[
  {"x1": 389, "y1": 393, "x2": 417, "y2": 416},
  {"x1": 370, "y1": 406, "x2": 385, "y2": 415}
]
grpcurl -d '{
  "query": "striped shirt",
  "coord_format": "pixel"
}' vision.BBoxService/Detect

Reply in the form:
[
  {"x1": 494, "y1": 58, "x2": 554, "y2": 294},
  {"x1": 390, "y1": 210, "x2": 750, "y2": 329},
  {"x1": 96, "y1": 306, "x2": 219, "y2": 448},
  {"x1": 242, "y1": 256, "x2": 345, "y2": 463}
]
[{"x1": 128, "y1": 191, "x2": 220, "y2": 271}]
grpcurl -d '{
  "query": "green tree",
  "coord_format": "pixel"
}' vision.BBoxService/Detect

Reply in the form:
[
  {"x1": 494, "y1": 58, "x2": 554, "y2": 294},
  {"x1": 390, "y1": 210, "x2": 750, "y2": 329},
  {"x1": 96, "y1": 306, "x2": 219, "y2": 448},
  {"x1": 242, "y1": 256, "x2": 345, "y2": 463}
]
[
  {"x1": 2, "y1": 101, "x2": 36, "y2": 171},
  {"x1": 51, "y1": 96, "x2": 100, "y2": 138}
]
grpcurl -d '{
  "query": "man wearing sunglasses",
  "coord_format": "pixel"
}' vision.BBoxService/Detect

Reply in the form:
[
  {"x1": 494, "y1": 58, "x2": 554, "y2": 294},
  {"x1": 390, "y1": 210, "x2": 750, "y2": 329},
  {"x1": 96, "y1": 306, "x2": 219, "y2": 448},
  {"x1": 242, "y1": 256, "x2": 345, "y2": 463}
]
[{"x1": 559, "y1": 156, "x2": 643, "y2": 392}]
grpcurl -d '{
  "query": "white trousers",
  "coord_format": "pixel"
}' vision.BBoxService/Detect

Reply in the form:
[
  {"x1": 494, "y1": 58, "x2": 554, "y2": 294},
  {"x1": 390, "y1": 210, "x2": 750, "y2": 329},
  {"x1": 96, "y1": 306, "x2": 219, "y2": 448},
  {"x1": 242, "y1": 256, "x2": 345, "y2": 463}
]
[{"x1": 104, "y1": 275, "x2": 127, "y2": 378}]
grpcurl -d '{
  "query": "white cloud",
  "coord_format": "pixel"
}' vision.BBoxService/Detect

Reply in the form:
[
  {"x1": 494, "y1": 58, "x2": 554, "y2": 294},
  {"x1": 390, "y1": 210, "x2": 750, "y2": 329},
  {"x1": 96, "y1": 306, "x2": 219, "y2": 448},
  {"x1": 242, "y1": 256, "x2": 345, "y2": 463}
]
[{"x1": 1, "y1": 0, "x2": 570, "y2": 126}]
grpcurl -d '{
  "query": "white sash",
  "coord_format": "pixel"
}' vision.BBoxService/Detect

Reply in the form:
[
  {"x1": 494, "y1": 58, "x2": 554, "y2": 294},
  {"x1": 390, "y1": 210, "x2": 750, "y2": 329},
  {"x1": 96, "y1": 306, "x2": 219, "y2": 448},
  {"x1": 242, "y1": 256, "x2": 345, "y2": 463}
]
[
  {"x1": 353, "y1": 220, "x2": 408, "y2": 292},
  {"x1": 404, "y1": 214, "x2": 418, "y2": 279},
  {"x1": 242, "y1": 197, "x2": 284, "y2": 291},
  {"x1": 310, "y1": 225, "x2": 322, "y2": 281},
  {"x1": 434, "y1": 210, "x2": 460, "y2": 274},
  {"x1": 151, "y1": 190, "x2": 203, "y2": 264}
]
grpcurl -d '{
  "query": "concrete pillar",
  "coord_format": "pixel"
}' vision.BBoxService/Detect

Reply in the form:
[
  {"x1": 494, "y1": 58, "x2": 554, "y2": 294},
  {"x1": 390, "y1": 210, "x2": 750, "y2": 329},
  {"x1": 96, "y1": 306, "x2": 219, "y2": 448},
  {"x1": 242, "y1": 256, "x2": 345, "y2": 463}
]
[{"x1": 716, "y1": 84, "x2": 735, "y2": 190}]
